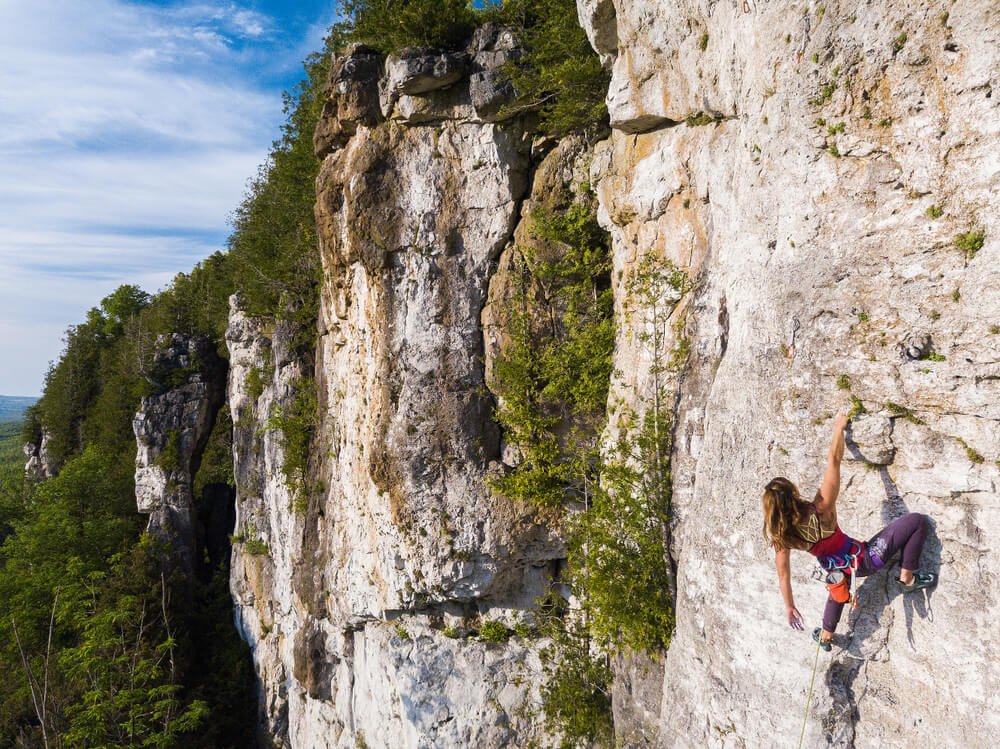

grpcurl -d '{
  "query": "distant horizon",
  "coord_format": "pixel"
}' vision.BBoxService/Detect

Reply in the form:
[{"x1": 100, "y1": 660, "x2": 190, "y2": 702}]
[{"x1": 0, "y1": 0, "x2": 337, "y2": 396}]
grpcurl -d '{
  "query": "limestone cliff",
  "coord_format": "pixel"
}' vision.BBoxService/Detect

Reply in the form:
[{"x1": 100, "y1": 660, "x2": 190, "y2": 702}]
[
  {"x1": 134, "y1": 334, "x2": 227, "y2": 571},
  {"x1": 579, "y1": 0, "x2": 1000, "y2": 746},
  {"x1": 226, "y1": 36, "x2": 570, "y2": 748},
  {"x1": 185, "y1": 1, "x2": 1000, "y2": 746}
]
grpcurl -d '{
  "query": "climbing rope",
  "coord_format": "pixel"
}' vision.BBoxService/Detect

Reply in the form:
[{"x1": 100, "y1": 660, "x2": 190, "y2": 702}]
[{"x1": 798, "y1": 636, "x2": 821, "y2": 749}]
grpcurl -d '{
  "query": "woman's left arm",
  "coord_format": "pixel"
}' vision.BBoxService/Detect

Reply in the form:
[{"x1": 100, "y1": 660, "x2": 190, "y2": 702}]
[{"x1": 775, "y1": 547, "x2": 804, "y2": 630}]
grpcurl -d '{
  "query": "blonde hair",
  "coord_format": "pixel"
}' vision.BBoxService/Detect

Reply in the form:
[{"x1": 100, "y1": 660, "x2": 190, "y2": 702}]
[{"x1": 761, "y1": 477, "x2": 813, "y2": 550}]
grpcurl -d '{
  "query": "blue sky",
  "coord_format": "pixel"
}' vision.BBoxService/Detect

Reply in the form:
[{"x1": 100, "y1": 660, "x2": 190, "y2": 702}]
[{"x1": 0, "y1": 0, "x2": 337, "y2": 395}]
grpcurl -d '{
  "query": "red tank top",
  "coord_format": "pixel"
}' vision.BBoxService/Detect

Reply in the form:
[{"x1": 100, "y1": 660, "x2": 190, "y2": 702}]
[{"x1": 808, "y1": 525, "x2": 848, "y2": 558}]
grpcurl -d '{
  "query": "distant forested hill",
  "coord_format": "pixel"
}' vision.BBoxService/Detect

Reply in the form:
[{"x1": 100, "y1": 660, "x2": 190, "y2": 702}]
[{"x1": 0, "y1": 396, "x2": 36, "y2": 423}]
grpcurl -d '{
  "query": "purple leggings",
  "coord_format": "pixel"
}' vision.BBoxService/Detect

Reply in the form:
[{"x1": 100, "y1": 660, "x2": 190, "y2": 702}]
[{"x1": 821, "y1": 512, "x2": 929, "y2": 632}]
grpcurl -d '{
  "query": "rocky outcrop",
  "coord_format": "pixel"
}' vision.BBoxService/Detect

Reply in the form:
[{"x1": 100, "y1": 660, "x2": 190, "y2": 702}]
[
  {"x1": 580, "y1": 0, "x2": 1000, "y2": 746},
  {"x1": 23, "y1": 431, "x2": 56, "y2": 480},
  {"x1": 134, "y1": 334, "x2": 226, "y2": 570},
  {"x1": 229, "y1": 41, "x2": 565, "y2": 747}
]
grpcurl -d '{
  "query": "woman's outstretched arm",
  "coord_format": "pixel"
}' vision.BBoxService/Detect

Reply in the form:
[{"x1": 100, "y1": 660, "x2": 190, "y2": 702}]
[
  {"x1": 815, "y1": 412, "x2": 849, "y2": 511},
  {"x1": 775, "y1": 547, "x2": 804, "y2": 629}
]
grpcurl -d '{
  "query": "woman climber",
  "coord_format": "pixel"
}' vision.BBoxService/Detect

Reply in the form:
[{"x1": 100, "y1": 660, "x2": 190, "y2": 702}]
[{"x1": 761, "y1": 413, "x2": 937, "y2": 650}]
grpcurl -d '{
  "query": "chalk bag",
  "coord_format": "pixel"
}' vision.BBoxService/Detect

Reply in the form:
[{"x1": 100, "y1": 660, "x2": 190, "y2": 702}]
[{"x1": 824, "y1": 570, "x2": 851, "y2": 604}]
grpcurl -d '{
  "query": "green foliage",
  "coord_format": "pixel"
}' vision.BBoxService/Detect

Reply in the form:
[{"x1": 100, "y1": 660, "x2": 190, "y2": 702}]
[
  {"x1": 836, "y1": 374, "x2": 851, "y2": 390},
  {"x1": 0, "y1": 422, "x2": 29, "y2": 544},
  {"x1": 926, "y1": 204, "x2": 943, "y2": 219},
  {"x1": 892, "y1": 32, "x2": 908, "y2": 54},
  {"x1": 479, "y1": 620, "x2": 509, "y2": 643},
  {"x1": 264, "y1": 376, "x2": 319, "y2": 504},
  {"x1": 848, "y1": 396, "x2": 866, "y2": 418},
  {"x1": 493, "y1": 0, "x2": 610, "y2": 136},
  {"x1": 491, "y1": 232, "x2": 681, "y2": 741},
  {"x1": 226, "y1": 38, "x2": 333, "y2": 338},
  {"x1": 442, "y1": 625, "x2": 460, "y2": 639},
  {"x1": 811, "y1": 80, "x2": 837, "y2": 106},
  {"x1": 537, "y1": 619, "x2": 613, "y2": 749},
  {"x1": 956, "y1": 437, "x2": 984, "y2": 464},
  {"x1": 685, "y1": 111, "x2": 723, "y2": 127},
  {"x1": 697, "y1": 32, "x2": 709, "y2": 51},
  {"x1": 334, "y1": 0, "x2": 476, "y2": 53},
  {"x1": 884, "y1": 402, "x2": 924, "y2": 425},
  {"x1": 569, "y1": 408, "x2": 674, "y2": 653},
  {"x1": 193, "y1": 408, "x2": 235, "y2": 496},
  {"x1": 954, "y1": 229, "x2": 985, "y2": 258},
  {"x1": 489, "y1": 203, "x2": 613, "y2": 509},
  {"x1": 246, "y1": 366, "x2": 269, "y2": 401},
  {"x1": 334, "y1": 0, "x2": 609, "y2": 136},
  {"x1": 231, "y1": 525, "x2": 270, "y2": 556},
  {"x1": 156, "y1": 430, "x2": 183, "y2": 474},
  {"x1": 394, "y1": 626, "x2": 411, "y2": 641}
]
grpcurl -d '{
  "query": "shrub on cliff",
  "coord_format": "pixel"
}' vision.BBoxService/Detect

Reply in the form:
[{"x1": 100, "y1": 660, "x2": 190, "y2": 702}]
[
  {"x1": 335, "y1": 0, "x2": 476, "y2": 53},
  {"x1": 491, "y1": 0, "x2": 610, "y2": 136}
]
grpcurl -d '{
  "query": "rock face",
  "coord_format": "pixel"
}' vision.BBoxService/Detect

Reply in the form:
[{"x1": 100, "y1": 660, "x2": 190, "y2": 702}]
[
  {"x1": 579, "y1": 0, "x2": 1000, "y2": 746},
  {"x1": 23, "y1": 431, "x2": 56, "y2": 480},
  {"x1": 225, "y1": 2, "x2": 1000, "y2": 745},
  {"x1": 134, "y1": 334, "x2": 226, "y2": 570},
  {"x1": 228, "y1": 45, "x2": 563, "y2": 748}
]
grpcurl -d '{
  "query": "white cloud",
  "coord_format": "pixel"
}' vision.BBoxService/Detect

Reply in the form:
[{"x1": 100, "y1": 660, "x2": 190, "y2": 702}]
[{"x1": 0, "y1": 0, "x2": 309, "y2": 394}]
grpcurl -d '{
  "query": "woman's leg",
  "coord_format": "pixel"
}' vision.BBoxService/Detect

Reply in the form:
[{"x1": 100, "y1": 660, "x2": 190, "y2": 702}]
[
  {"x1": 820, "y1": 573, "x2": 853, "y2": 640},
  {"x1": 866, "y1": 513, "x2": 929, "y2": 583}
]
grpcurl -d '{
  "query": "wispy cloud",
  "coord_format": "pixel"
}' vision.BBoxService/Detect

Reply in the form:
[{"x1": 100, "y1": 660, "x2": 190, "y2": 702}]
[{"x1": 0, "y1": 0, "x2": 332, "y2": 394}]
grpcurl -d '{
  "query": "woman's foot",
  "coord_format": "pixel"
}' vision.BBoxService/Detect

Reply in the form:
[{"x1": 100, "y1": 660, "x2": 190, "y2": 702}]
[
  {"x1": 812, "y1": 627, "x2": 833, "y2": 651},
  {"x1": 899, "y1": 570, "x2": 937, "y2": 592}
]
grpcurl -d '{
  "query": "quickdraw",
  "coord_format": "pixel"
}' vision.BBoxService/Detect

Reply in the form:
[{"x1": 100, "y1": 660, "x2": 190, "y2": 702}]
[{"x1": 818, "y1": 540, "x2": 864, "y2": 573}]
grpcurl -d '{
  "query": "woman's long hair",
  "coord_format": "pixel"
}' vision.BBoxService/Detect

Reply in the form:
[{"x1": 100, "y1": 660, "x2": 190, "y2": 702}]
[{"x1": 761, "y1": 477, "x2": 812, "y2": 549}]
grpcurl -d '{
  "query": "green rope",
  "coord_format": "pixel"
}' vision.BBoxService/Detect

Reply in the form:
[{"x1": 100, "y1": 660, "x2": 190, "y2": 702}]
[{"x1": 798, "y1": 636, "x2": 821, "y2": 749}]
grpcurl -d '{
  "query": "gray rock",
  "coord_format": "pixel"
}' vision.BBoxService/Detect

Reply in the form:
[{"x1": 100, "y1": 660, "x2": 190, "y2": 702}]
[
  {"x1": 899, "y1": 331, "x2": 932, "y2": 360},
  {"x1": 846, "y1": 415, "x2": 895, "y2": 465},
  {"x1": 468, "y1": 23, "x2": 522, "y2": 122},
  {"x1": 379, "y1": 49, "x2": 467, "y2": 118},
  {"x1": 133, "y1": 334, "x2": 226, "y2": 571},
  {"x1": 23, "y1": 430, "x2": 56, "y2": 480},
  {"x1": 584, "y1": 0, "x2": 1000, "y2": 744},
  {"x1": 314, "y1": 44, "x2": 384, "y2": 158}
]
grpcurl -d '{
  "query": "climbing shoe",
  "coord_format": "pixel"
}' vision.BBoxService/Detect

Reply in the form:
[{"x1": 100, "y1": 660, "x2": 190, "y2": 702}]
[
  {"x1": 812, "y1": 628, "x2": 832, "y2": 652},
  {"x1": 899, "y1": 571, "x2": 937, "y2": 593}
]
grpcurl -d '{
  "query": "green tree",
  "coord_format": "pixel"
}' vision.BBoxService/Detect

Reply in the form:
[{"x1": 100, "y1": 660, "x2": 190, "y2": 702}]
[
  {"x1": 335, "y1": 0, "x2": 476, "y2": 53},
  {"x1": 492, "y1": 0, "x2": 610, "y2": 136}
]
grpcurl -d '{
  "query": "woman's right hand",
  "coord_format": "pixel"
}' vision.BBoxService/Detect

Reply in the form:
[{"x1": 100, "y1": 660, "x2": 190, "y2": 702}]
[
  {"x1": 833, "y1": 411, "x2": 849, "y2": 432},
  {"x1": 787, "y1": 606, "x2": 804, "y2": 630}
]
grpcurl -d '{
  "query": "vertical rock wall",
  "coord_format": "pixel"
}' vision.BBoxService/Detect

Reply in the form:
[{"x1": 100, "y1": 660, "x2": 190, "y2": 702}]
[
  {"x1": 580, "y1": 0, "x2": 1000, "y2": 746},
  {"x1": 228, "y1": 38, "x2": 570, "y2": 748},
  {"x1": 134, "y1": 334, "x2": 226, "y2": 571}
]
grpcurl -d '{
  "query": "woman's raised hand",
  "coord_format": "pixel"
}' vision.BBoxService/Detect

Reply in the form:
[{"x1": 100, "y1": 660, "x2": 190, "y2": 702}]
[{"x1": 834, "y1": 411, "x2": 849, "y2": 432}]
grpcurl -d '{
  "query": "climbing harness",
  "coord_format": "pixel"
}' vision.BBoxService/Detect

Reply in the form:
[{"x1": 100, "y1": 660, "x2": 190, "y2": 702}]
[
  {"x1": 818, "y1": 539, "x2": 863, "y2": 573},
  {"x1": 798, "y1": 635, "x2": 822, "y2": 749},
  {"x1": 812, "y1": 540, "x2": 864, "y2": 609}
]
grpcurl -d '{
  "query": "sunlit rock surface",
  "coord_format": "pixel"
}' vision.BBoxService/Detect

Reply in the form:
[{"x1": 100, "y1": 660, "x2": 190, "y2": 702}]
[{"x1": 580, "y1": 0, "x2": 1000, "y2": 745}]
